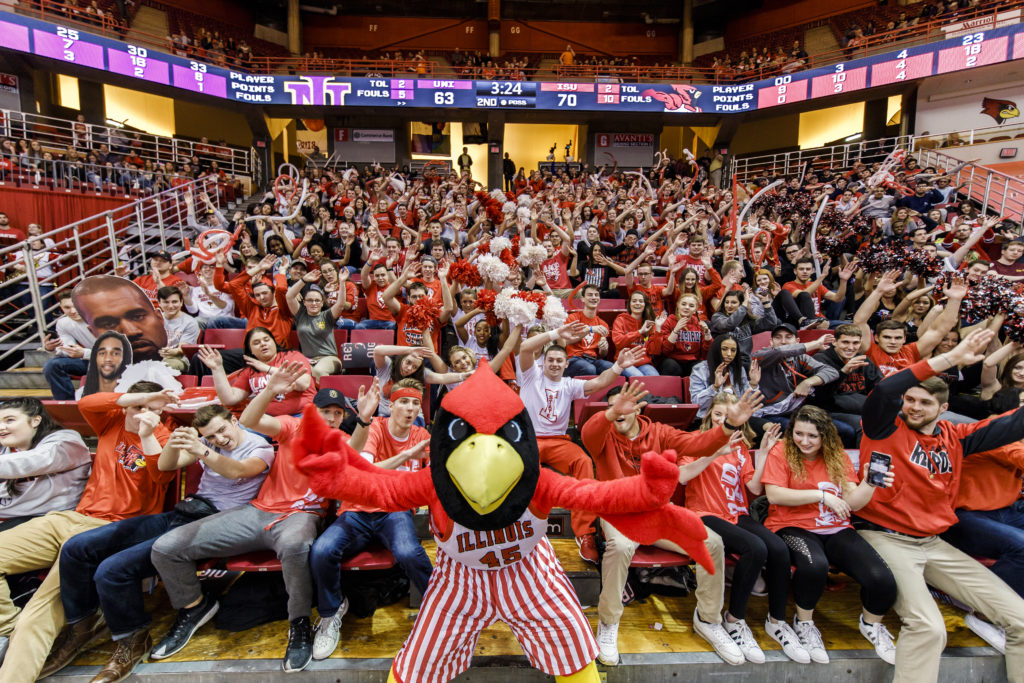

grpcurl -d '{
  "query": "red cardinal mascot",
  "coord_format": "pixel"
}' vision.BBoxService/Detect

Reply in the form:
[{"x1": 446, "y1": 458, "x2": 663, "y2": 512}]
[{"x1": 293, "y1": 363, "x2": 714, "y2": 683}]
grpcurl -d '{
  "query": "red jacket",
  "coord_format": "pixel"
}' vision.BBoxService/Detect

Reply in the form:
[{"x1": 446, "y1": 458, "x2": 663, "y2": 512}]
[
  {"x1": 611, "y1": 314, "x2": 661, "y2": 366},
  {"x1": 660, "y1": 315, "x2": 710, "y2": 363}
]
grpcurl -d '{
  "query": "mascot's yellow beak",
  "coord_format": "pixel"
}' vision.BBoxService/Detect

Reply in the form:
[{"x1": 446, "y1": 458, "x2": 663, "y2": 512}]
[{"x1": 446, "y1": 434, "x2": 523, "y2": 515}]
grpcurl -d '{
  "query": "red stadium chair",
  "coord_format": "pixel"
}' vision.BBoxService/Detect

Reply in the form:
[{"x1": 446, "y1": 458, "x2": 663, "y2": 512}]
[
  {"x1": 634, "y1": 376, "x2": 682, "y2": 399},
  {"x1": 643, "y1": 404, "x2": 700, "y2": 428},
  {"x1": 319, "y1": 375, "x2": 374, "y2": 398},
  {"x1": 333, "y1": 329, "x2": 349, "y2": 348},
  {"x1": 42, "y1": 400, "x2": 96, "y2": 437},
  {"x1": 288, "y1": 330, "x2": 300, "y2": 349},
  {"x1": 339, "y1": 544, "x2": 396, "y2": 571},
  {"x1": 798, "y1": 329, "x2": 832, "y2": 343},
  {"x1": 682, "y1": 376, "x2": 691, "y2": 402},
  {"x1": 219, "y1": 544, "x2": 396, "y2": 573},
  {"x1": 201, "y1": 375, "x2": 215, "y2": 387},
  {"x1": 350, "y1": 329, "x2": 395, "y2": 346},
  {"x1": 751, "y1": 331, "x2": 771, "y2": 352},
  {"x1": 630, "y1": 546, "x2": 690, "y2": 568},
  {"x1": 177, "y1": 375, "x2": 198, "y2": 389},
  {"x1": 201, "y1": 328, "x2": 246, "y2": 348}
]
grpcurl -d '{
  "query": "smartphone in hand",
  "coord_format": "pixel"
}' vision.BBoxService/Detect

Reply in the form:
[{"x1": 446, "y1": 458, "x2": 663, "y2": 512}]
[{"x1": 867, "y1": 451, "x2": 892, "y2": 487}]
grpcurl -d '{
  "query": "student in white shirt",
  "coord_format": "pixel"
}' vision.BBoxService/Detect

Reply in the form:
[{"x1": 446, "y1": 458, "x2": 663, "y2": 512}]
[{"x1": 42, "y1": 292, "x2": 97, "y2": 400}]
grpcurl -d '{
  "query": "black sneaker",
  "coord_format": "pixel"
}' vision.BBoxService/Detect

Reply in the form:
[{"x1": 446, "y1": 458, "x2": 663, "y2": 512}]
[
  {"x1": 283, "y1": 617, "x2": 313, "y2": 673},
  {"x1": 800, "y1": 316, "x2": 828, "y2": 330},
  {"x1": 149, "y1": 596, "x2": 219, "y2": 660}
]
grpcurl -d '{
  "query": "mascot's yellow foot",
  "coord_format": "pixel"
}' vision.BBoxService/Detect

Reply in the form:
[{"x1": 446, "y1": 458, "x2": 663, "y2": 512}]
[
  {"x1": 556, "y1": 660, "x2": 600, "y2": 682},
  {"x1": 387, "y1": 660, "x2": 600, "y2": 683}
]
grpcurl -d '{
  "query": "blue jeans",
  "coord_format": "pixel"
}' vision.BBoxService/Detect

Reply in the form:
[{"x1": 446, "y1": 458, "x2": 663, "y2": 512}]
[
  {"x1": 336, "y1": 318, "x2": 356, "y2": 329},
  {"x1": 942, "y1": 501, "x2": 1024, "y2": 597},
  {"x1": 565, "y1": 356, "x2": 613, "y2": 377},
  {"x1": 59, "y1": 511, "x2": 191, "y2": 637},
  {"x1": 310, "y1": 510, "x2": 432, "y2": 618},
  {"x1": 43, "y1": 356, "x2": 90, "y2": 400},
  {"x1": 355, "y1": 319, "x2": 396, "y2": 330},
  {"x1": 622, "y1": 363, "x2": 659, "y2": 378},
  {"x1": 205, "y1": 316, "x2": 247, "y2": 329}
]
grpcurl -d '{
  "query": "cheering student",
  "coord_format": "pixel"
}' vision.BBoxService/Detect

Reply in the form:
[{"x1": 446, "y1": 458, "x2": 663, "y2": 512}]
[
  {"x1": 581, "y1": 381, "x2": 765, "y2": 667},
  {"x1": 855, "y1": 327, "x2": 1024, "y2": 683},
  {"x1": 763, "y1": 406, "x2": 898, "y2": 665}
]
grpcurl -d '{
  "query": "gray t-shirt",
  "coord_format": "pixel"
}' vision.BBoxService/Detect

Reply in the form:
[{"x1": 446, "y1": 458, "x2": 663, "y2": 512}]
[
  {"x1": 164, "y1": 313, "x2": 201, "y2": 345},
  {"x1": 195, "y1": 430, "x2": 275, "y2": 510},
  {"x1": 294, "y1": 308, "x2": 338, "y2": 359}
]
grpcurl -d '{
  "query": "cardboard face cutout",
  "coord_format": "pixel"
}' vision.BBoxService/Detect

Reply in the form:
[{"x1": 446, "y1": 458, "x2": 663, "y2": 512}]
[{"x1": 72, "y1": 276, "x2": 168, "y2": 362}]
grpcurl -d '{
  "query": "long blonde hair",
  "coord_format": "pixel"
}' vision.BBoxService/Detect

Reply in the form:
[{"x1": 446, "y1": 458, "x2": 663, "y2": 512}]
[
  {"x1": 700, "y1": 393, "x2": 754, "y2": 447},
  {"x1": 783, "y1": 406, "x2": 848, "y2": 486}
]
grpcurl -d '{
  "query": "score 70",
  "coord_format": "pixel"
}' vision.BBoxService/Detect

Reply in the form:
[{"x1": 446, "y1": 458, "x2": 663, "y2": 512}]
[{"x1": 557, "y1": 93, "x2": 577, "y2": 107}]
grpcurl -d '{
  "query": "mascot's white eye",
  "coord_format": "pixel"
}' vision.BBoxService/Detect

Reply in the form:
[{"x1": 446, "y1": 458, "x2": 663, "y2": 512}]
[
  {"x1": 502, "y1": 421, "x2": 522, "y2": 443},
  {"x1": 448, "y1": 418, "x2": 469, "y2": 441}
]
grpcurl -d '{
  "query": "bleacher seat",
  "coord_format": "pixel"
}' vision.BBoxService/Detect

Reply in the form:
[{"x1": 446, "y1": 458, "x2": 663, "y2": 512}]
[
  {"x1": 643, "y1": 404, "x2": 699, "y2": 429},
  {"x1": 751, "y1": 331, "x2": 771, "y2": 352},
  {"x1": 319, "y1": 375, "x2": 374, "y2": 398},
  {"x1": 634, "y1": 376, "x2": 683, "y2": 399},
  {"x1": 798, "y1": 329, "x2": 832, "y2": 344},
  {"x1": 630, "y1": 546, "x2": 690, "y2": 568},
  {"x1": 42, "y1": 400, "x2": 96, "y2": 437},
  {"x1": 351, "y1": 329, "x2": 395, "y2": 346},
  {"x1": 201, "y1": 328, "x2": 246, "y2": 348}
]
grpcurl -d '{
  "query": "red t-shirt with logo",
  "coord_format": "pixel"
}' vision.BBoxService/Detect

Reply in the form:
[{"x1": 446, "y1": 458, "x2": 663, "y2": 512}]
[
  {"x1": 364, "y1": 283, "x2": 396, "y2": 322},
  {"x1": 867, "y1": 341, "x2": 920, "y2": 378},
  {"x1": 686, "y1": 442, "x2": 754, "y2": 524},
  {"x1": 253, "y1": 415, "x2": 327, "y2": 515},
  {"x1": 341, "y1": 417, "x2": 431, "y2": 514},
  {"x1": 761, "y1": 442, "x2": 856, "y2": 533},
  {"x1": 540, "y1": 252, "x2": 571, "y2": 289},
  {"x1": 229, "y1": 351, "x2": 315, "y2": 416},
  {"x1": 565, "y1": 311, "x2": 607, "y2": 358},
  {"x1": 76, "y1": 393, "x2": 173, "y2": 521},
  {"x1": 395, "y1": 302, "x2": 441, "y2": 349}
]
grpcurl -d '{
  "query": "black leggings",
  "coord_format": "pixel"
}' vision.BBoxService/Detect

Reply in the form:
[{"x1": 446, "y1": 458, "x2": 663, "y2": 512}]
[
  {"x1": 703, "y1": 515, "x2": 791, "y2": 621},
  {"x1": 659, "y1": 357, "x2": 699, "y2": 379},
  {"x1": 772, "y1": 289, "x2": 817, "y2": 325},
  {"x1": 776, "y1": 526, "x2": 897, "y2": 615}
]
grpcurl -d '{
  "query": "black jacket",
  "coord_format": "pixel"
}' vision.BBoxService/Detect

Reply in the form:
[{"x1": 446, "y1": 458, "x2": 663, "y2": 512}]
[{"x1": 812, "y1": 346, "x2": 883, "y2": 414}]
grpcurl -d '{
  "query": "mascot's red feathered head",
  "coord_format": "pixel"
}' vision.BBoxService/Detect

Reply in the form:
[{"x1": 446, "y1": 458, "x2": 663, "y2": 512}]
[{"x1": 431, "y1": 363, "x2": 540, "y2": 531}]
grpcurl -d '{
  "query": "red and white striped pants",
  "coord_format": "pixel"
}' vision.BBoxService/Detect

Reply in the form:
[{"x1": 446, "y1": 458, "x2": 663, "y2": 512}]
[{"x1": 391, "y1": 538, "x2": 598, "y2": 683}]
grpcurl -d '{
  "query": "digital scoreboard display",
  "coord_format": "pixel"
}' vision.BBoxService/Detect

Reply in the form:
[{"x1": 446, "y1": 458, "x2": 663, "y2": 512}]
[{"x1": 1, "y1": 11, "x2": 1022, "y2": 114}]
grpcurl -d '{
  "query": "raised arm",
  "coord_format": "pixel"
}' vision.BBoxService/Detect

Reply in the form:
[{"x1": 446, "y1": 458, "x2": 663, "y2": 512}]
[
  {"x1": 853, "y1": 269, "x2": 901, "y2": 354},
  {"x1": 915, "y1": 275, "x2": 966, "y2": 357},
  {"x1": 239, "y1": 361, "x2": 309, "y2": 437},
  {"x1": 518, "y1": 321, "x2": 588, "y2": 372}
]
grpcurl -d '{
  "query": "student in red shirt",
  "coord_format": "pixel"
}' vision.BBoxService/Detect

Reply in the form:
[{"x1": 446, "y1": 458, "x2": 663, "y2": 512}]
[
  {"x1": 612, "y1": 291, "x2": 662, "y2": 377},
  {"x1": 764, "y1": 405, "x2": 897, "y2": 667},
  {"x1": 129, "y1": 251, "x2": 184, "y2": 305},
  {"x1": 308, "y1": 379, "x2": 433, "y2": 660},
  {"x1": 854, "y1": 271, "x2": 965, "y2": 377},
  {"x1": 537, "y1": 223, "x2": 573, "y2": 297},
  {"x1": 855, "y1": 328, "x2": 1024, "y2": 683},
  {"x1": 197, "y1": 327, "x2": 315, "y2": 417},
  {"x1": 384, "y1": 260, "x2": 453, "y2": 349},
  {"x1": 357, "y1": 262, "x2": 398, "y2": 330},
  {"x1": 150, "y1": 362, "x2": 331, "y2": 673},
  {"x1": 660, "y1": 293, "x2": 712, "y2": 377},
  {"x1": 580, "y1": 382, "x2": 763, "y2": 667},
  {"x1": 0, "y1": 382, "x2": 174, "y2": 683},
  {"x1": 686, "y1": 395, "x2": 808, "y2": 664},
  {"x1": 564, "y1": 284, "x2": 613, "y2": 377},
  {"x1": 780, "y1": 257, "x2": 850, "y2": 326}
]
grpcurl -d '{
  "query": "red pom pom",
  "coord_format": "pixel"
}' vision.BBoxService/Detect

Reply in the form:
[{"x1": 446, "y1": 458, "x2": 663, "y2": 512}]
[
  {"x1": 475, "y1": 288, "x2": 497, "y2": 312},
  {"x1": 406, "y1": 297, "x2": 442, "y2": 331},
  {"x1": 514, "y1": 290, "x2": 547, "y2": 308},
  {"x1": 449, "y1": 259, "x2": 482, "y2": 287}
]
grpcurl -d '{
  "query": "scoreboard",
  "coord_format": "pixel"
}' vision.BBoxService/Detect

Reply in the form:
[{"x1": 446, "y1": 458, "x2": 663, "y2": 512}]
[{"x1": 2, "y1": 11, "x2": 1024, "y2": 114}]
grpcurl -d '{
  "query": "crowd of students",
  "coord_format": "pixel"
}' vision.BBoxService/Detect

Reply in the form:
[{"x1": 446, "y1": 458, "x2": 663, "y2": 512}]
[{"x1": 5, "y1": 146, "x2": 1024, "y2": 681}]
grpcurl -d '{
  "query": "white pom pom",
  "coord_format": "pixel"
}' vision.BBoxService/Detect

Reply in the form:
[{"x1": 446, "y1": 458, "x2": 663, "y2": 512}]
[
  {"x1": 517, "y1": 243, "x2": 547, "y2": 268},
  {"x1": 502, "y1": 201, "x2": 516, "y2": 214},
  {"x1": 516, "y1": 206, "x2": 531, "y2": 222},
  {"x1": 390, "y1": 176, "x2": 406, "y2": 193},
  {"x1": 476, "y1": 254, "x2": 510, "y2": 284},
  {"x1": 115, "y1": 360, "x2": 183, "y2": 393},
  {"x1": 494, "y1": 288, "x2": 538, "y2": 328},
  {"x1": 542, "y1": 296, "x2": 567, "y2": 329},
  {"x1": 490, "y1": 189, "x2": 506, "y2": 203},
  {"x1": 343, "y1": 168, "x2": 358, "y2": 182},
  {"x1": 490, "y1": 236, "x2": 512, "y2": 256},
  {"x1": 518, "y1": 194, "x2": 532, "y2": 207}
]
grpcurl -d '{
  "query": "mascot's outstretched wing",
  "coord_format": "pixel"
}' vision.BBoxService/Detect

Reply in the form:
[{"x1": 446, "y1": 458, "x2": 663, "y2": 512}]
[
  {"x1": 292, "y1": 405, "x2": 433, "y2": 510},
  {"x1": 536, "y1": 450, "x2": 713, "y2": 572}
]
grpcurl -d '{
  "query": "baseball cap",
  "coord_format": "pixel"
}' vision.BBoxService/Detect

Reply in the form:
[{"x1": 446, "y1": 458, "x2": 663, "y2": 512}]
[
  {"x1": 149, "y1": 250, "x2": 173, "y2": 262},
  {"x1": 421, "y1": 255, "x2": 438, "y2": 266},
  {"x1": 313, "y1": 388, "x2": 347, "y2": 409},
  {"x1": 772, "y1": 322, "x2": 798, "y2": 336}
]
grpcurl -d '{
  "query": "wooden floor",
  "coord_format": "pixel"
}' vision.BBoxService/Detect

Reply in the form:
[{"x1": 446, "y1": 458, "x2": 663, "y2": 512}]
[{"x1": 66, "y1": 539, "x2": 986, "y2": 669}]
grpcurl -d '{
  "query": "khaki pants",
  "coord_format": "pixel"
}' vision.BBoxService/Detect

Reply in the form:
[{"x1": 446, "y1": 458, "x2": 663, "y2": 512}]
[
  {"x1": 598, "y1": 519, "x2": 724, "y2": 626},
  {"x1": 860, "y1": 530, "x2": 1024, "y2": 683},
  {"x1": 0, "y1": 510, "x2": 108, "y2": 683},
  {"x1": 311, "y1": 355, "x2": 342, "y2": 380}
]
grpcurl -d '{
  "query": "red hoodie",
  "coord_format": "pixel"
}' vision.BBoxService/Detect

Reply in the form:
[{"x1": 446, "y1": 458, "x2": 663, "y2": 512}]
[{"x1": 611, "y1": 314, "x2": 662, "y2": 366}]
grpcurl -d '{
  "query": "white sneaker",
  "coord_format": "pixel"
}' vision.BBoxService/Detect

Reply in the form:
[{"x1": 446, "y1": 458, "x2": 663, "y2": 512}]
[
  {"x1": 312, "y1": 597, "x2": 349, "y2": 660},
  {"x1": 724, "y1": 618, "x2": 765, "y2": 664},
  {"x1": 858, "y1": 616, "x2": 896, "y2": 664},
  {"x1": 693, "y1": 609, "x2": 744, "y2": 666},
  {"x1": 793, "y1": 617, "x2": 829, "y2": 664},
  {"x1": 764, "y1": 618, "x2": 810, "y2": 664},
  {"x1": 595, "y1": 620, "x2": 620, "y2": 665},
  {"x1": 965, "y1": 613, "x2": 1006, "y2": 654}
]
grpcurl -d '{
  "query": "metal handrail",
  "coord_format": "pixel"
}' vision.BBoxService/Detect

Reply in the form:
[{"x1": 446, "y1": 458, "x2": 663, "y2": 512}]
[
  {"x1": 0, "y1": 108, "x2": 253, "y2": 179},
  {"x1": 729, "y1": 135, "x2": 916, "y2": 183},
  {"x1": 915, "y1": 147, "x2": 1024, "y2": 221},
  {"x1": 913, "y1": 122, "x2": 1024, "y2": 149},
  {"x1": 11, "y1": 0, "x2": 1022, "y2": 83},
  {"x1": 0, "y1": 175, "x2": 225, "y2": 369}
]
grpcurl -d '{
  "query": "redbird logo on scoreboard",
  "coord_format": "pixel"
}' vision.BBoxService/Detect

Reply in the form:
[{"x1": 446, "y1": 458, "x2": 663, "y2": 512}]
[{"x1": 597, "y1": 134, "x2": 654, "y2": 148}]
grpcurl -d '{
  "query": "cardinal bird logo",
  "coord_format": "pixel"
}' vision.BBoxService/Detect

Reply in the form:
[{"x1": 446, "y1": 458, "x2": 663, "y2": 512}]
[
  {"x1": 642, "y1": 84, "x2": 702, "y2": 112},
  {"x1": 981, "y1": 97, "x2": 1020, "y2": 124}
]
